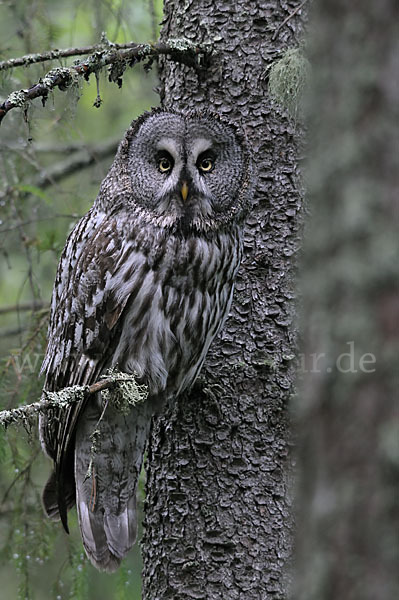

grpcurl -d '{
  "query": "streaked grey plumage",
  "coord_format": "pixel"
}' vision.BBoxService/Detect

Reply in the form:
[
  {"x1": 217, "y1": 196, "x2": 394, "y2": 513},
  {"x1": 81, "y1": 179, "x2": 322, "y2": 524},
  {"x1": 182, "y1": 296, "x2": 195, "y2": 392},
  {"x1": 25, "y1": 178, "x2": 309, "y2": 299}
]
[{"x1": 39, "y1": 108, "x2": 252, "y2": 572}]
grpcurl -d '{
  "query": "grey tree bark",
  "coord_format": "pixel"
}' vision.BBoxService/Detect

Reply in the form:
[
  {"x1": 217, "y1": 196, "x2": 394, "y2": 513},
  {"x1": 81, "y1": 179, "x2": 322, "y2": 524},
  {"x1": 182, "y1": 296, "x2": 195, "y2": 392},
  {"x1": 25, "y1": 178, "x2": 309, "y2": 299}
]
[
  {"x1": 296, "y1": 1, "x2": 399, "y2": 599},
  {"x1": 142, "y1": 1, "x2": 307, "y2": 599}
]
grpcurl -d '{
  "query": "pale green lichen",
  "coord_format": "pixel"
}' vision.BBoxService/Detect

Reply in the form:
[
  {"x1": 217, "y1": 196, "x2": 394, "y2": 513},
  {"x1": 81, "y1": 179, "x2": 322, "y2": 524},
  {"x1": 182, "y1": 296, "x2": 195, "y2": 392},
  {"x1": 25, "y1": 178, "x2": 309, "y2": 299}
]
[
  {"x1": 7, "y1": 90, "x2": 27, "y2": 107},
  {"x1": 100, "y1": 368, "x2": 148, "y2": 415},
  {"x1": 45, "y1": 369, "x2": 148, "y2": 415},
  {"x1": 0, "y1": 369, "x2": 146, "y2": 429},
  {"x1": 136, "y1": 43, "x2": 152, "y2": 58},
  {"x1": 268, "y1": 48, "x2": 311, "y2": 121},
  {"x1": 42, "y1": 385, "x2": 87, "y2": 407},
  {"x1": 167, "y1": 38, "x2": 197, "y2": 52},
  {"x1": 166, "y1": 38, "x2": 210, "y2": 67},
  {"x1": 41, "y1": 67, "x2": 78, "y2": 91}
]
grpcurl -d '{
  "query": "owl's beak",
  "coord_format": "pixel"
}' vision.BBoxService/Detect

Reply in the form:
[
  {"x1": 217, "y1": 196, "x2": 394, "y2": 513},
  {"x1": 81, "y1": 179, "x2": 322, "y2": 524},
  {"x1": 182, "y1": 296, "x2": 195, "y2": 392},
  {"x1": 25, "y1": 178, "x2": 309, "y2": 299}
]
[{"x1": 181, "y1": 182, "x2": 189, "y2": 202}]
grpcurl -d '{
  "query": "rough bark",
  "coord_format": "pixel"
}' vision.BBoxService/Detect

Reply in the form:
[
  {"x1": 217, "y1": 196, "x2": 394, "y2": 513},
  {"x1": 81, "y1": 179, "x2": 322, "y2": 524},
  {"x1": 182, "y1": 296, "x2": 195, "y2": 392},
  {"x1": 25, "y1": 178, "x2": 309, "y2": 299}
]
[
  {"x1": 142, "y1": 2, "x2": 307, "y2": 599},
  {"x1": 296, "y1": 1, "x2": 399, "y2": 599}
]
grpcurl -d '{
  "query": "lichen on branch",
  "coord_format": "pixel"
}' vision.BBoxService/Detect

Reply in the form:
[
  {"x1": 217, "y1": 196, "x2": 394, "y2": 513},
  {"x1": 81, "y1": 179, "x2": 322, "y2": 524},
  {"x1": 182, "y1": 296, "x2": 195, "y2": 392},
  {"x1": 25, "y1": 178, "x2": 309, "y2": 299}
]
[
  {"x1": 0, "y1": 370, "x2": 148, "y2": 429},
  {"x1": 0, "y1": 38, "x2": 210, "y2": 125},
  {"x1": 0, "y1": 36, "x2": 143, "y2": 72}
]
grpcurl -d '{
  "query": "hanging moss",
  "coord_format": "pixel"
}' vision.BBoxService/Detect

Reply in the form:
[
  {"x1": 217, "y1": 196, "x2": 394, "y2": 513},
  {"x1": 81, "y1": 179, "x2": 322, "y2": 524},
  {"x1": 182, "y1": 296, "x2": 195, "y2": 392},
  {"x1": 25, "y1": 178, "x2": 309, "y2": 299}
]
[{"x1": 268, "y1": 47, "x2": 310, "y2": 120}]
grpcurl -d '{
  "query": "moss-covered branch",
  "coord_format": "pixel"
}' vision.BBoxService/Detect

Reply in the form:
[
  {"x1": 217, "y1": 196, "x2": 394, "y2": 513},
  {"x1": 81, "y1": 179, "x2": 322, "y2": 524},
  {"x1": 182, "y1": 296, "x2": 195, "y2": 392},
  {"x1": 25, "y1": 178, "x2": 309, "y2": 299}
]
[
  {"x1": 0, "y1": 371, "x2": 148, "y2": 428},
  {"x1": 0, "y1": 39, "x2": 210, "y2": 125}
]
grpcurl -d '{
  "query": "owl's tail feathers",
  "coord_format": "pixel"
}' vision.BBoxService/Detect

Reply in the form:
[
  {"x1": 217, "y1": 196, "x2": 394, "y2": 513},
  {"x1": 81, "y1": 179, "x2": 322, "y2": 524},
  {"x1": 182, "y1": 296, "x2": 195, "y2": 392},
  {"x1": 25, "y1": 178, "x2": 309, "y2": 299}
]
[
  {"x1": 74, "y1": 399, "x2": 153, "y2": 572},
  {"x1": 77, "y1": 494, "x2": 138, "y2": 573}
]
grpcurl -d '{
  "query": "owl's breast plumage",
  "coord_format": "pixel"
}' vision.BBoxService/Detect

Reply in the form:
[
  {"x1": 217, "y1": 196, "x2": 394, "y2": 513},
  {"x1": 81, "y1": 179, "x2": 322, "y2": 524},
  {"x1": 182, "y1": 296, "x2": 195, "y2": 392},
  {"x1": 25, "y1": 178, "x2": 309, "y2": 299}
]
[{"x1": 110, "y1": 223, "x2": 241, "y2": 398}]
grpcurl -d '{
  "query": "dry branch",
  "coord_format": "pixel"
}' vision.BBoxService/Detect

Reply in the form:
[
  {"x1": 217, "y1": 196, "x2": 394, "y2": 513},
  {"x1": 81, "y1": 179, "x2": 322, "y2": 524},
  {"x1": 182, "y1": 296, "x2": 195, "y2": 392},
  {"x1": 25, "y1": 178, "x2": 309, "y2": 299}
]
[
  {"x1": 33, "y1": 137, "x2": 119, "y2": 188},
  {"x1": 0, "y1": 138, "x2": 119, "y2": 203},
  {"x1": 272, "y1": 0, "x2": 308, "y2": 40}
]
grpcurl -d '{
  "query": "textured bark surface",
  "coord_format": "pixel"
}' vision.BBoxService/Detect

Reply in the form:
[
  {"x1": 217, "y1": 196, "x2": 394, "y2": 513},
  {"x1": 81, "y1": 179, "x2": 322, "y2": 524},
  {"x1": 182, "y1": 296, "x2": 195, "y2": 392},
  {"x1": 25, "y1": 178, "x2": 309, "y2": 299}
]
[
  {"x1": 141, "y1": 2, "x2": 307, "y2": 599},
  {"x1": 296, "y1": 1, "x2": 399, "y2": 599}
]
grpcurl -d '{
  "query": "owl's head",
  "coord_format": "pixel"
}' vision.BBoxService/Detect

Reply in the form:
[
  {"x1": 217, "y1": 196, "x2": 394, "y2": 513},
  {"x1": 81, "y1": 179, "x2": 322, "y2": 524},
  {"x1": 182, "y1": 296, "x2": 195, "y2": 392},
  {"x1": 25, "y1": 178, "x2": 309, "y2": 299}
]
[{"x1": 98, "y1": 109, "x2": 252, "y2": 234}]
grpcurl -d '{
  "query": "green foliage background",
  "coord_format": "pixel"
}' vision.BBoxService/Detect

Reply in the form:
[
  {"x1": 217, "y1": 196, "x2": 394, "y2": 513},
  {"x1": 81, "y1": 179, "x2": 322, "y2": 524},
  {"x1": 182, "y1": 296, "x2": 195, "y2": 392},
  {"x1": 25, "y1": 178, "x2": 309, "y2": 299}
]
[{"x1": 0, "y1": 1, "x2": 162, "y2": 597}]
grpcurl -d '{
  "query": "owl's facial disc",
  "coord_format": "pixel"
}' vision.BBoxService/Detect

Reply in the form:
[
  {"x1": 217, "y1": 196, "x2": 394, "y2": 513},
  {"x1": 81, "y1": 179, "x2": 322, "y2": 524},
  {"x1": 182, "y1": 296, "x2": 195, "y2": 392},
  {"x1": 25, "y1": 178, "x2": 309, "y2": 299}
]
[{"x1": 125, "y1": 112, "x2": 245, "y2": 232}]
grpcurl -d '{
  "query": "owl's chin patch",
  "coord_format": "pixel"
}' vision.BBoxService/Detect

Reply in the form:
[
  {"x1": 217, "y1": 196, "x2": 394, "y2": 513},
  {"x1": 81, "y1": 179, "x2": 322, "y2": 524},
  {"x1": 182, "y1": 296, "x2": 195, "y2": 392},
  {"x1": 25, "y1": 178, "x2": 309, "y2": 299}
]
[
  {"x1": 153, "y1": 195, "x2": 211, "y2": 234},
  {"x1": 175, "y1": 213, "x2": 195, "y2": 236}
]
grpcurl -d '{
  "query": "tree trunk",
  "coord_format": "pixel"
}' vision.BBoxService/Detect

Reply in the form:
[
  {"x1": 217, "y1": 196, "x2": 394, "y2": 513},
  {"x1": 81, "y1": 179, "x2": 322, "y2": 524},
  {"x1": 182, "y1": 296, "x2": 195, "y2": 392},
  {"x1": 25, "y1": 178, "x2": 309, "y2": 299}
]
[
  {"x1": 296, "y1": 1, "x2": 399, "y2": 599},
  {"x1": 142, "y1": 2, "x2": 307, "y2": 599}
]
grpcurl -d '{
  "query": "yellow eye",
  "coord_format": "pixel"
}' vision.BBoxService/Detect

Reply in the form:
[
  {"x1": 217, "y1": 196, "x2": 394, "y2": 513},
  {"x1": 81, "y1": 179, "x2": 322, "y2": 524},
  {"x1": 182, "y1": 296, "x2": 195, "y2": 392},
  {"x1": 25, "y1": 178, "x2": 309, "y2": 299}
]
[
  {"x1": 159, "y1": 157, "x2": 172, "y2": 173},
  {"x1": 199, "y1": 157, "x2": 213, "y2": 172}
]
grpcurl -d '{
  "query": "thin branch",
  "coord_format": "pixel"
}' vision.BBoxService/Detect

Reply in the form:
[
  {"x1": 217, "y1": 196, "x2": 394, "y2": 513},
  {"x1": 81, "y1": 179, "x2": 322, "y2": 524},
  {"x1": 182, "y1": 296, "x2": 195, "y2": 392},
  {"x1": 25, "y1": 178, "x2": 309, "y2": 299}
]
[
  {"x1": 1, "y1": 448, "x2": 40, "y2": 506},
  {"x1": 33, "y1": 137, "x2": 119, "y2": 188},
  {"x1": 0, "y1": 137, "x2": 118, "y2": 202},
  {"x1": 1, "y1": 140, "x2": 106, "y2": 153},
  {"x1": 0, "y1": 214, "x2": 78, "y2": 234},
  {"x1": 0, "y1": 373, "x2": 147, "y2": 428},
  {"x1": 0, "y1": 40, "x2": 152, "y2": 72},
  {"x1": 0, "y1": 502, "x2": 38, "y2": 516},
  {"x1": 0, "y1": 327, "x2": 25, "y2": 338},
  {"x1": 0, "y1": 301, "x2": 48, "y2": 315},
  {"x1": 272, "y1": 0, "x2": 308, "y2": 40},
  {"x1": 0, "y1": 39, "x2": 209, "y2": 125}
]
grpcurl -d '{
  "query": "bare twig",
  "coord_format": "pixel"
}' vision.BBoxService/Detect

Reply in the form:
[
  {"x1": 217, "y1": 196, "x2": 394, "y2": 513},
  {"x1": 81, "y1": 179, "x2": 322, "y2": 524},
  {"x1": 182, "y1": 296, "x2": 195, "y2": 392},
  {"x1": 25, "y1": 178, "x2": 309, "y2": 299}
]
[
  {"x1": 0, "y1": 327, "x2": 25, "y2": 338},
  {"x1": 0, "y1": 300, "x2": 48, "y2": 339},
  {"x1": 33, "y1": 137, "x2": 119, "y2": 188},
  {"x1": 0, "y1": 137, "x2": 118, "y2": 202},
  {"x1": 0, "y1": 39, "x2": 209, "y2": 125},
  {"x1": 0, "y1": 214, "x2": 78, "y2": 234},
  {"x1": 1, "y1": 140, "x2": 105, "y2": 153},
  {"x1": 1, "y1": 448, "x2": 40, "y2": 506},
  {"x1": 0, "y1": 301, "x2": 48, "y2": 315},
  {"x1": 272, "y1": 0, "x2": 308, "y2": 40}
]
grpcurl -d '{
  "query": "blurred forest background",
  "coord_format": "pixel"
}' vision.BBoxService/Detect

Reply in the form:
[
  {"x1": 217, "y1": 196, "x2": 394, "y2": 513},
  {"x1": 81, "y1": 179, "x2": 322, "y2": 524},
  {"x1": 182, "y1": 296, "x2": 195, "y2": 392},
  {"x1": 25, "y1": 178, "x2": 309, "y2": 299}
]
[{"x1": 0, "y1": 1, "x2": 162, "y2": 598}]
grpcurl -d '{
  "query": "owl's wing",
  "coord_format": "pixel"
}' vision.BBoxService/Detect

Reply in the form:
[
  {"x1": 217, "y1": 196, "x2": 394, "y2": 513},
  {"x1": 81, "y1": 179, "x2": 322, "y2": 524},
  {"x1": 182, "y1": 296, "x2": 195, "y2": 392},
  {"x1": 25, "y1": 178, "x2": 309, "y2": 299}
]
[{"x1": 40, "y1": 209, "x2": 136, "y2": 530}]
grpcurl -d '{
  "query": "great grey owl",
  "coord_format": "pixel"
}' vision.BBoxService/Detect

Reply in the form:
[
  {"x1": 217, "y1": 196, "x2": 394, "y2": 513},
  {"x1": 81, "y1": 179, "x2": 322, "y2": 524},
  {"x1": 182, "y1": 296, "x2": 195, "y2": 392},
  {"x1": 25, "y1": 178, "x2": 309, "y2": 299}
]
[{"x1": 39, "y1": 108, "x2": 252, "y2": 572}]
